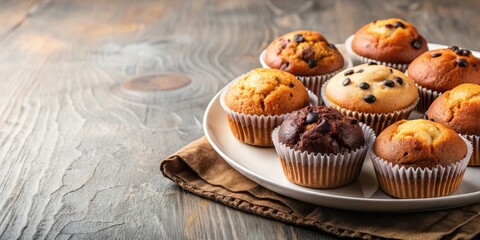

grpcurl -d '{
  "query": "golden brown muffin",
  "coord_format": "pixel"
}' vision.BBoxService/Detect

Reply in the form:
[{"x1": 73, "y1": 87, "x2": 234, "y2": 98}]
[
  {"x1": 426, "y1": 83, "x2": 480, "y2": 136},
  {"x1": 265, "y1": 30, "x2": 344, "y2": 76},
  {"x1": 325, "y1": 64, "x2": 418, "y2": 113},
  {"x1": 225, "y1": 68, "x2": 309, "y2": 115},
  {"x1": 375, "y1": 119, "x2": 467, "y2": 168},
  {"x1": 352, "y1": 18, "x2": 428, "y2": 64},
  {"x1": 407, "y1": 47, "x2": 480, "y2": 92}
]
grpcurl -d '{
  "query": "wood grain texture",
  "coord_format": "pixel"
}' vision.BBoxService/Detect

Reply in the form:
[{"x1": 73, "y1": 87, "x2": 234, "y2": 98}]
[{"x1": 0, "y1": 0, "x2": 478, "y2": 239}]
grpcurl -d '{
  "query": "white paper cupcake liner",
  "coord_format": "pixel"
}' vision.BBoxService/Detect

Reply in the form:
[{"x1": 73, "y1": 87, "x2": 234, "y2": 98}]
[
  {"x1": 320, "y1": 80, "x2": 419, "y2": 133},
  {"x1": 259, "y1": 48, "x2": 352, "y2": 104},
  {"x1": 464, "y1": 134, "x2": 480, "y2": 166},
  {"x1": 272, "y1": 123, "x2": 376, "y2": 189},
  {"x1": 219, "y1": 76, "x2": 318, "y2": 147},
  {"x1": 416, "y1": 84, "x2": 443, "y2": 113},
  {"x1": 345, "y1": 35, "x2": 409, "y2": 72},
  {"x1": 368, "y1": 136, "x2": 472, "y2": 198}
]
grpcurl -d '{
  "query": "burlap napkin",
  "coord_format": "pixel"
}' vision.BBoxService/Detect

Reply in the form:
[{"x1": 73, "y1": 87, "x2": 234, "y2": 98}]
[{"x1": 160, "y1": 137, "x2": 480, "y2": 240}]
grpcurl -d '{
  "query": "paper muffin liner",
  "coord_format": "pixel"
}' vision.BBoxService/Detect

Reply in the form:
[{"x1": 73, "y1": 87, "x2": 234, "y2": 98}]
[
  {"x1": 272, "y1": 123, "x2": 376, "y2": 189},
  {"x1": 220, "y1": 78, "x2": 318, "y2": 147},
  {"x1": 345, "y1": 35, "x2": 409, "y2": 72},
  {"x1": 368, "y1": 136, "x2": 472, "y2": 198},
  {"x1": 320, "y1": 80, "x2": 419, "y2": 134},
  {"x1": 259, "y1": 49, "x2": 351, "y2": 104},
  {"x1": 463, "y1": 134, "x2": 480, "y2": 166},
  {"x1": 415, "y1": 84, "x2": 443, "y2": 113}
]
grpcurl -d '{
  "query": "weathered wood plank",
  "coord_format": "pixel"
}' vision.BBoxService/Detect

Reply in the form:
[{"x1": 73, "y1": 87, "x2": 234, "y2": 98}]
[{"x1": 0, "y1": 0, "x2": 478, "y2": 239}]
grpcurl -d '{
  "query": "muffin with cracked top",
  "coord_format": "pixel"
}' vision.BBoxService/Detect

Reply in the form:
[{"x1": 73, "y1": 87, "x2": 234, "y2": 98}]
[
  {"x1": 321, "y1": 64, "x2": 419, "y2": 133},
  {"x1": 370, "y1": 119, "x2": 471, "y2": 198},
  {"x1": 407, "y1": 47, "x2": 480, "y2": 112},
  {"x1": 426, "y1": 83, "x2": 480, "y2": 166},
  {"x1": 221, "y1": 68, "x2": 316, "y2": 147},
  {"x1": 272, "y1": 106, "x2": 375, "y2": 189},
  {"x1": 348, "y1": 18, "x2": 428, "y2": 71},
  {"x1": 262, "y1": 30, "x2": 346, "y2": 98}
]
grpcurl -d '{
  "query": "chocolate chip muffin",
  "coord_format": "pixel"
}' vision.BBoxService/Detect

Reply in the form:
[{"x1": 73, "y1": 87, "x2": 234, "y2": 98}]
[
  {"x1": 265, "y1": 30, "x2": 344, "y2": 76},
  {"x1": 322, "y1": 64, "x2": 419, "y2": 133},
  {"x1": 349, "y1": 18, "x2": 428, "y2": 70},
  {"x1": 426, "y1": 83, "x2": 480, "y2": 166},
  {"x1": 221, "y1": 68, "x2": 314, "y2": 147},
  {"x1": 370, "y1": 119, "x2": 471, "y2": 198},
  {"x1": 278, "y1": 106, "x2": 364, "y2": 154},
  {"x1": 407, "y1": 47, "x2": 480, "y2": 112},
  {"x1": 272, "y1": 106, "x2": 375, "y2": 189}
]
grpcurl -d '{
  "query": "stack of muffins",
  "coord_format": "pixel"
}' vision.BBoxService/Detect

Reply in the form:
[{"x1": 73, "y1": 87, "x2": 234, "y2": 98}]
[{"x1": 219, "y1": 18, "x2": 478, "y2": 199}]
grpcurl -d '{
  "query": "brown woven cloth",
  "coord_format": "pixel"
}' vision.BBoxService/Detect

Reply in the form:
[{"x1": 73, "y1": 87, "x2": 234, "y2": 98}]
[{"x1": 160, "y1": 137, "x2": 480, "y2": 240}]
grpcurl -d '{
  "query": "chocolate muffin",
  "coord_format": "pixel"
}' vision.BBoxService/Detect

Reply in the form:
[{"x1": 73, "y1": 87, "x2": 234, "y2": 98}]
[
  {"x1": 349, "y1": 18, "x2": 428, "y2": 70},
  {"x1": 265, "y1": 30, "x2": 344, "y2": 76},
  {"x1": 278, "y1": 106, "x2": 364, "y2": 154},
  {"x1": 407, "y1": 47, "x2": 480, "y2": 112},
  {"x1": 272, "y1": 106, "x2": 375, "y2": 189},
  {"x1": 370, "y1": 119, "x2": 471, "y2": 198}
]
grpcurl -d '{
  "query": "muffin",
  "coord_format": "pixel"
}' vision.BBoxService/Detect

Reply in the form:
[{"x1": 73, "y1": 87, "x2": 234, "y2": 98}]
[
  {"x1": 348, "y1": 18, "x2": 428, "y2": 71},
  {"x1": 321, "y1": 64, "x2": 419, "y2": 133},
  {"x1": 221, "y1": 68, "x2": 316, "y2": 147},
  {"x1": 407, "y1": 47, "x2": 480, "y2": 112},
  {"x1": 426, "y1": 83, "x2": 480, "y2": 166},
  {"x1": 272, "y1": 106, "x2": 375, "y2": 188},
  {"x1": 370, "y1": 119, "x2": 471, "y2": 198},
  {"x1": 262, "y1": 30, "x2": 345, "y2": 98}
]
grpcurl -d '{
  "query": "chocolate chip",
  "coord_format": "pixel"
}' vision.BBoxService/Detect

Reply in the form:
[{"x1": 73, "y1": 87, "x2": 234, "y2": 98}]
[
  {"x1": 363, "y1": 94, "x2": 376, "y2": 103},
  {"x1": 289, "y1": 83, "x2": 294, "y2": 88},
  {"x1": 308, "y1": 59, "x2": 317, "y2": 68},
  {"x1": 301, "y1": 46, "x2": 314, "y2": 61},
  {"x1": 431, "y1": 53, "x2": 442, "y2": 58},
  {"x1": 328, "y1": 43, "x2": 337, "y2": 50},
  {"x1": 357, "y1": 69, "x2": 364, "y2": 73},
  {"x1": 317, "y1": 119, "x2": 331, "y2": 134},
  {"x1": 344, "y1": 69, "x2": 354, "y2": 76},
  {"x1": 367, "y1": 62, "x2": 377, "y2": 65},
  {"x1": 393, "y1": 21, "x2": 406, "y2": 28},
  {"x1": 449, "y1": 46, "x2": 459, "y2": 51},
  {"x1": 350, "y1": 119, "x2": 358, "y2": 125},
  {"x1": 456, "y1": 58, "x2": 468, "y2": 67},
  {"x1": 411, "y1": 39, "x2": 422, "y2": 49},
  {"x1": 306, "y1": 112, "x2": 319, "y2": 124},
  {"x1": 294, "y1": 34, "x2": 305, "y2": 43},
  {"x1": 384, "y1": 80, "x2": 395, "y2": 87},
  {"x1": 460, "y1": 49, "x2": 471, "y2": 56},
  {"x1": 342, "y1": 78, "x2": 351, "y2": 86},
  {"x1": 454, "y1": 49, "x2": 463, "y2": 55},
  {"x1": 389, "y1": 68, "x2": 393, "y2": 73},
  {"x1": 394, "y1": 77, "x2": 403, "y2": 85},
  {"x1": 280, "y1": 61, "x2": 290, "y2": 70},
  {"x1": 359, "y1": 82, "x2": 370, "y2": 90},
  {"x1": 385, "y1": 24, "x2": 395, "y2": 29}
]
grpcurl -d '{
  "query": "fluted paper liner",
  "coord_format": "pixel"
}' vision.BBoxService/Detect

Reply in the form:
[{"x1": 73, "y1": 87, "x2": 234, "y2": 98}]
[
  {"x1": 272, "y1": 123, "x2": 376, "y2": 189},
  {"x1": 416, "y1": 84, "x2": 443, "y2": 113},
  {"x1": 369, "y1": 137, "x2": 472, "y2": 199},
  {"x1": 259, "y1": 49, "x2": 349, "y2": 104},
  {"x1": 321, "y1": 80, "x2": 419, "y2": 134},
  {"x1": 464, "y1": 134, "x2": 480, "y2": 166},
  {"x1": 220, "y1": 77, "x2": 318, "y2": 147},
  {"x1": 345, "y1": 35, "x2": 409, "y2": 72}
]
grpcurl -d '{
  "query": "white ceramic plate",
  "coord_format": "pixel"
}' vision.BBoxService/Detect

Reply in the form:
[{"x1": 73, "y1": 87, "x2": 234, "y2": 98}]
[{"x1": 205, "y1": 43, "x2": 480, "y2": 212}]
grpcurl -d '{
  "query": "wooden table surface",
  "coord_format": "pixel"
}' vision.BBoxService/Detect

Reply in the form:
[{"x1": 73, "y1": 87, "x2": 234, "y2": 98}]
[{"x1": 0, "y1": 0, "x2": 479, "y2": 239}]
